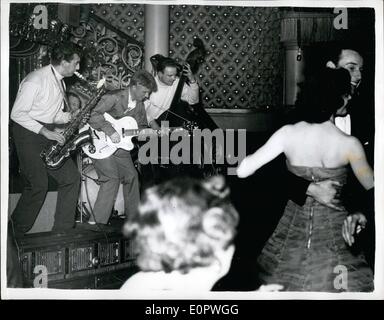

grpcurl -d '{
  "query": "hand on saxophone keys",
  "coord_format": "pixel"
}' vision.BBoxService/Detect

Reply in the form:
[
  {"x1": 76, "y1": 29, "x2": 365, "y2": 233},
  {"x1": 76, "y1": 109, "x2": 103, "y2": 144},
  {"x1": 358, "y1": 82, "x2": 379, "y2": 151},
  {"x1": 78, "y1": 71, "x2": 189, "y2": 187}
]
[
  {"x1": 39, "y1": 127, "x2": 66, "y2": 145},
  {"x1": 80, "y1": 111, "x2": 91, "y2": 126}
]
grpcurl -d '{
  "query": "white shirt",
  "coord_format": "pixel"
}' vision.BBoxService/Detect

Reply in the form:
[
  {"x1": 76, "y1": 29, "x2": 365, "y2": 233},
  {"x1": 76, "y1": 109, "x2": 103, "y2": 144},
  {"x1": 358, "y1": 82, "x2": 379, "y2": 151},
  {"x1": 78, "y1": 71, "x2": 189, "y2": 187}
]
[
  {"x1": 145, "y1": 76, "x2": 199, "y2": 123},
  {"x1": 11, "y1": 64, "x2": 71, "y2": 133},
  {"x1": 125, "y1": 89, "x2": 136, "y2": 113},
  {"x1": 335, "y1": 114, "x2": 351, "y2": 135}
]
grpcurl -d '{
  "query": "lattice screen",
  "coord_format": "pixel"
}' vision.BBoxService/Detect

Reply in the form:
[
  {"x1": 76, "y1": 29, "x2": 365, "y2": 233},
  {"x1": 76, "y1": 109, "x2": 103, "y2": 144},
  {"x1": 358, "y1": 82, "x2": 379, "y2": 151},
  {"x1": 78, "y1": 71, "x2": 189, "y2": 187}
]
[
  {"x1": 170, "y1": 5, "x2": 282, "y2": 109},
  {"x1": 91, "y1": 3, "x2": 145, "y2": 41},
  {"x1": 91, "y1": 4, "x2": 283, "y2": 109}
]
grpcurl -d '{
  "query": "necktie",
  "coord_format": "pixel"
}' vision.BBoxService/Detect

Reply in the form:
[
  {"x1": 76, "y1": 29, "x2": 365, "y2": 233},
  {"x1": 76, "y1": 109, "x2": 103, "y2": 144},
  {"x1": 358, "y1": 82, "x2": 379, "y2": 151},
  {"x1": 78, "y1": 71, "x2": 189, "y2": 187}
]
[
  {"x1": 60, "y1": 79, "x2": 71, "y2": 112},
  {"x1": 51, "y1": 66, "x2": 70, "y2": 112}
]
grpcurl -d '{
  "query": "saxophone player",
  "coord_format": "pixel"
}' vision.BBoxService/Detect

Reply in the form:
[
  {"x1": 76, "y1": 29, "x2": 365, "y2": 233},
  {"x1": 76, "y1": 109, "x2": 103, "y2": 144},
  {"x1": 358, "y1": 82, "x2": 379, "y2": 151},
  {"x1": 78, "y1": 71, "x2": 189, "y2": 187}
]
[{"x1": 10, "y1": 42, "x2": 82, "y2": 235}]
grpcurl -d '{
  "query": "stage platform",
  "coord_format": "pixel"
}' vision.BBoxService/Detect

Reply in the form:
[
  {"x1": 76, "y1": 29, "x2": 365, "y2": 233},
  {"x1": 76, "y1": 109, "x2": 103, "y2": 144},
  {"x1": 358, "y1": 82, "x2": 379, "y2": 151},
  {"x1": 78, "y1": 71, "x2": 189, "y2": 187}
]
[{"x1": 14, "y1": 219, "x2": 138, "y2": 289}]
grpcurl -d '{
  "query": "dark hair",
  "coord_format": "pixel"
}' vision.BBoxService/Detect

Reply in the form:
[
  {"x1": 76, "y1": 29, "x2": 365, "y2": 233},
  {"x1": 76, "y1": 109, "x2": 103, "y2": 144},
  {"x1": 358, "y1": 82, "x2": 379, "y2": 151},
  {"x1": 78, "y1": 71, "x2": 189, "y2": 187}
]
[
  {"x1": 326, "y1": 41, "x2": 363, "y2": 65},
  {"x1": 67, "y1": 92, "x2": 82, "y2": 108},
  {"x1": 50, "y1": 42, "x2": 82, "y2": 65},
  {"x1": 157, "y1": 57, "x2": 180, "y2": 73},
  {"x1": 130, "y1": 70, "x2": 157, "y2": 92},
  {"x1": 295, "y1": 68, "x2": 351, "y2": 123},
  {"x1": 68, "y1": 91, "x2": 80, "y2": 100}
]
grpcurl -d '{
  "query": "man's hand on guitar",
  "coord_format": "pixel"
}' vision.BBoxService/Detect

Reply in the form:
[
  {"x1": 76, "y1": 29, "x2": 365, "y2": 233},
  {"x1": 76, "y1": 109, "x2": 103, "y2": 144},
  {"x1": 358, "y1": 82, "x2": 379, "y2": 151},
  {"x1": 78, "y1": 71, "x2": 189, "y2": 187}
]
[{"x1": 109, "y1": 131, "x2": 121, "y2": 143}]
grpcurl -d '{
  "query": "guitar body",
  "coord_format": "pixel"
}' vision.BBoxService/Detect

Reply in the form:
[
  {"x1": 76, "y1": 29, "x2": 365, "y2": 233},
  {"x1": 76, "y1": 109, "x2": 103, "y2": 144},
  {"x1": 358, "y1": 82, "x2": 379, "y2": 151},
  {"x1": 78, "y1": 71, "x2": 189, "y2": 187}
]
[{"x1": 80, "y1": 113, "x2": 138, "y2": 159}]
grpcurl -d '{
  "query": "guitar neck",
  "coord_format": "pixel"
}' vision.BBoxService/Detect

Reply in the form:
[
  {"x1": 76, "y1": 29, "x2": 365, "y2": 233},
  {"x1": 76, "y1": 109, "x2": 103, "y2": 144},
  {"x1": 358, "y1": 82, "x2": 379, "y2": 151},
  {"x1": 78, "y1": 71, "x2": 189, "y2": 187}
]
[
  {"x1": 123, "y1": 129, "x2": 141, "y2": 136},
  {"x1": 122, "y1": 127, "x2": 185, "y2": 138}
]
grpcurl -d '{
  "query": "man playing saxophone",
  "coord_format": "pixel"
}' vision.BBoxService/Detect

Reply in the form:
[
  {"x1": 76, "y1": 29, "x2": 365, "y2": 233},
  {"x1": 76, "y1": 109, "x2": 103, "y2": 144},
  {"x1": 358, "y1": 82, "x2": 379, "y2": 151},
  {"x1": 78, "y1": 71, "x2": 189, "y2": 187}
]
[{"x1": 10, "y1": 42, "x2": 82, "y2": 235}]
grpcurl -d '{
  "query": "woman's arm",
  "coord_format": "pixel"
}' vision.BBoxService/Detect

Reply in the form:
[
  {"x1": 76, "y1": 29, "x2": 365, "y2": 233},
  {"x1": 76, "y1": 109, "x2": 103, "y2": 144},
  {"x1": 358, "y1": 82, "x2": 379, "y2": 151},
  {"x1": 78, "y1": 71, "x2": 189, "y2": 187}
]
[
  {"x1": 347, "y1": 136, "x2": 374, "y2": 190},
  {"x1": 237, "y1": 126, "x2": 288, "y2": 178}
]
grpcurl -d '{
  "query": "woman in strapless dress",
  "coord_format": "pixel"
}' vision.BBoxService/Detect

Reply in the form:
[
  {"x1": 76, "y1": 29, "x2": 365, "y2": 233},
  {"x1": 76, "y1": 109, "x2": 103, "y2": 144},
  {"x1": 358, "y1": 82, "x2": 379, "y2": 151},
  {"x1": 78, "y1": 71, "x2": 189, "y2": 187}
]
[{"x1": 237, "y1": 68, "x2": 374, "y2": 292}]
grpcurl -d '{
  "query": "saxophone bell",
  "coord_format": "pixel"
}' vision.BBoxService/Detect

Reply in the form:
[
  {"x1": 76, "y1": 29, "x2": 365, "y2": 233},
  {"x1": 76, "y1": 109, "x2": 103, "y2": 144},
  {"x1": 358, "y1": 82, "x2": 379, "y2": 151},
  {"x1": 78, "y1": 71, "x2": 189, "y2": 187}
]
[{"x1": 41, "y1": 128, "x2": 93, "y2": 170}]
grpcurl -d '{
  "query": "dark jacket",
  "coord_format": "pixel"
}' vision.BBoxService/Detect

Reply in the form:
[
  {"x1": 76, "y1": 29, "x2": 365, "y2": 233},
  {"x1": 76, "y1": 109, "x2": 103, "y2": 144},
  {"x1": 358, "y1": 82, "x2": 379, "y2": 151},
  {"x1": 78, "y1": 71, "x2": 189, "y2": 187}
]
[
  {"x1": 88, "y1": 88, "x2": 148, "y2": 137},
  {"x1": 88, "y1": 88, "x2": 149, "y2": 157}
]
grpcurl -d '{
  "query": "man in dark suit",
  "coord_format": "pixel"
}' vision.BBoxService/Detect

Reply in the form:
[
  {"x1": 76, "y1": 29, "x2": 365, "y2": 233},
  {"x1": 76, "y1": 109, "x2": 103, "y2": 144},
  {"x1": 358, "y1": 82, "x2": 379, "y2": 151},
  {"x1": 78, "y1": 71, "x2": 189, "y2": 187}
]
[
  {"x1": 87, "y1": 70, "x2": 157, "y2": 226},
  {"x1": 287, "y1": 47, "x2": 375, "y2": 270}
]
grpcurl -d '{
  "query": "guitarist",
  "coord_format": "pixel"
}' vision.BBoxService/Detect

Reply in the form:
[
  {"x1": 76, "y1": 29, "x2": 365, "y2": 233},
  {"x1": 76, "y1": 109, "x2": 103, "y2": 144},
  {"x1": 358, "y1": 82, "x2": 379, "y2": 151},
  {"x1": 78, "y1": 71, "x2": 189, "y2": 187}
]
[
  {"x1": 87, "y1": 70, "x2": 157, "y2": 226},
  {"x1": 145, "y1": 57, "x2": 199, "y2": 130}
]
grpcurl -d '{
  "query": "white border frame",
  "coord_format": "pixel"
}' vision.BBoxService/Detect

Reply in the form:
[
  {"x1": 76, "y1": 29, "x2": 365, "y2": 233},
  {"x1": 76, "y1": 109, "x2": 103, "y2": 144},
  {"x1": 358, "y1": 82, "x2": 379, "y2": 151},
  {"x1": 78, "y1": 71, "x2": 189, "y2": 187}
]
[{"x1": 1, "y1": 0, "x2": 383, "y2": 300}]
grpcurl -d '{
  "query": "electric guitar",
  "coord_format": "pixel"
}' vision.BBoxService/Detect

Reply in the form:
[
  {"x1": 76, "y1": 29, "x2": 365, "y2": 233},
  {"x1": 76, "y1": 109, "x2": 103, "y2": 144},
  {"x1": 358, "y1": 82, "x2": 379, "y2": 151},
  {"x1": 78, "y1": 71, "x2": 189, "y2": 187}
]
[{"x1": 80, "y1": 113, "x2": 195, "y2": 159}]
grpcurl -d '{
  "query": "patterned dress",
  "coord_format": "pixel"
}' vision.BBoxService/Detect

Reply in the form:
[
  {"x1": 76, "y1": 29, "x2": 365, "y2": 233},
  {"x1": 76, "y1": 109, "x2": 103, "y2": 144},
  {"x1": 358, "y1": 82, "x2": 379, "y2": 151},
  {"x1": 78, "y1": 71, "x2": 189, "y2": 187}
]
[{"x1": 257, "y1": 162, "x2": 374, "y2": 292}]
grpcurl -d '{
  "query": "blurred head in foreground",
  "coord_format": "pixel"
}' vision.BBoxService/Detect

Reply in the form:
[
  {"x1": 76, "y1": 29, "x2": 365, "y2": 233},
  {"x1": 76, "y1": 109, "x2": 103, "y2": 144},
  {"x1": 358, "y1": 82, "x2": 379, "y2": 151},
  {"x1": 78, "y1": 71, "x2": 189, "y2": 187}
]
[{"x1": 124, "y1": 175, "x2": 238, "y2": 276}]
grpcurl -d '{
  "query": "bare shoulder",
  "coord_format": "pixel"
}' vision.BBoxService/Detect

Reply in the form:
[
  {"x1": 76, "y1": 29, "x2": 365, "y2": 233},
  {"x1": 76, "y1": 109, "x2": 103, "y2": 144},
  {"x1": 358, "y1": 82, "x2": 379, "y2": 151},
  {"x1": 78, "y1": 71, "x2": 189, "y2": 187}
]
[
  {"x1": 280, "y1": 121, "x2": 310, "y2": 135},
  {"x1": 290, "y1": 121, "x2": 310, "y2": 129},
  {"x1": 344, "y1": 135, "x2": 365, "y2": 156},
  {"x1": 269, "y1": 124, "x2": 294, "y2": 140},
  {"x1": 345, "y1": 135, "x2": 363, "y2": 148},
  {"x1": 278, "y1": 123, "x2": 297, "y2": 133}
]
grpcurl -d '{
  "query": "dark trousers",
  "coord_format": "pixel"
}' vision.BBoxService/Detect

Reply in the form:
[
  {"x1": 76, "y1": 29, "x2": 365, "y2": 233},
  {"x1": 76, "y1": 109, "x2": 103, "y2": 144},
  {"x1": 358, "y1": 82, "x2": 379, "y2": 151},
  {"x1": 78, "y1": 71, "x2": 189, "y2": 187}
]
[
  {"x1": 92, "y1": 151, "x2": 140, "y2": 224},
  {"x1": 11, "y1": 123, "x2": 80, "y2": 233}
]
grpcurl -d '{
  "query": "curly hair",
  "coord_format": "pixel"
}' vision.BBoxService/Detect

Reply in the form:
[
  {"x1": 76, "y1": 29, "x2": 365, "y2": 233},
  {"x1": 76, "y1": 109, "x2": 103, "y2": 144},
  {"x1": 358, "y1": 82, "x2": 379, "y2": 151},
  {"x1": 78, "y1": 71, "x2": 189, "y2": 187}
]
[
  {"x1": 125, "y1": 177, "x2": 239, "y2": 273},
  {"x1": 50, "y1": 42, "x2": 82, "y2": 65},
  {"x1": 295, "y1": 68, "x2": 351, "y2": 123},
  {"x1": 130, "y1": 70, "x2": 157, "y2": 93}
]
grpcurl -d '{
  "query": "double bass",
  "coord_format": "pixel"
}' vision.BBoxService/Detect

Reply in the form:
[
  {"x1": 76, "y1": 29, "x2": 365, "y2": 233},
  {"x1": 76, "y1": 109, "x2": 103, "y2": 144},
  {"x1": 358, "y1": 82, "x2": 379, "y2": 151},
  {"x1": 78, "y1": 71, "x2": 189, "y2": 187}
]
[{"x1": 151, "y1": 38, "x2": 218, "y2": 130}]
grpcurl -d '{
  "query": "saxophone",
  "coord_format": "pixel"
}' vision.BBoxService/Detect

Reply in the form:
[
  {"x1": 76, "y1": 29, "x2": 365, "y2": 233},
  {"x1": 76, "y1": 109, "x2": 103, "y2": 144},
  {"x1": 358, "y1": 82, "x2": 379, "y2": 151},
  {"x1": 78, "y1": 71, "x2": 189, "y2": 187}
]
[{"x1": 40, "y1": 72, "x2": 107, "y2": 169}]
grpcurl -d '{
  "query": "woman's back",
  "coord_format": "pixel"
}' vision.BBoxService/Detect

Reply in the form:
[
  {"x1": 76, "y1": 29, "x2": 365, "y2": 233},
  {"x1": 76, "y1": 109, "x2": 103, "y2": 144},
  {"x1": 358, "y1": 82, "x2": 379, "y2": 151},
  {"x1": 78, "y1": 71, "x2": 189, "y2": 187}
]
[
  {"x1": 237, "y1": 120, "x2": 373, "y2": 191},
  {"x1": 283, "y1": 121, "x2": 352, "y2": 169},
  {"x1": 254, "y1": 121, "x2": 374, "y2": 292}
]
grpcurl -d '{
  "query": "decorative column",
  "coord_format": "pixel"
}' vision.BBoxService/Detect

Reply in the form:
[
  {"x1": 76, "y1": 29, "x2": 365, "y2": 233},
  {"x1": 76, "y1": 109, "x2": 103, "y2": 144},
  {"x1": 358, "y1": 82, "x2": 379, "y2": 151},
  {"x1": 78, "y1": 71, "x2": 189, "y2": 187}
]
[
  {"x1": 282, "y1": 40, "x2": 305, "y2": 107},
  {"x1": 144, "y1": 5, "x2": 169, "y2": 72},
  {"x1": 280, "y1": 11, "x2": 335, "y2": 107}
]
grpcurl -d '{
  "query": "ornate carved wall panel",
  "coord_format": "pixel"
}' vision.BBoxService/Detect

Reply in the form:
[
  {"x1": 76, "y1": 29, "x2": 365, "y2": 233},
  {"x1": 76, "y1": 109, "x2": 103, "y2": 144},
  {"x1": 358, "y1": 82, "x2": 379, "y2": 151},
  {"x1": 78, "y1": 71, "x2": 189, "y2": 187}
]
[
  {"x1": 9, "y1": 3, "x2": 64, "y2": 105},
  {"x1": 69, "y1": 15, "x2": 144, "y2": 92},
  {"x1": 9, "y1": 3, "x2": 145, "y2": 107}
]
